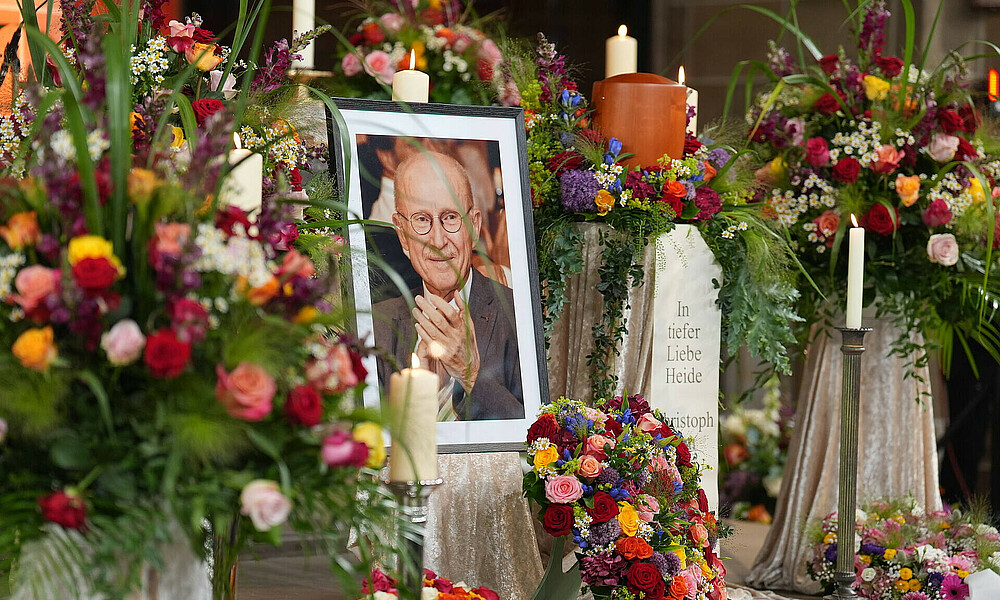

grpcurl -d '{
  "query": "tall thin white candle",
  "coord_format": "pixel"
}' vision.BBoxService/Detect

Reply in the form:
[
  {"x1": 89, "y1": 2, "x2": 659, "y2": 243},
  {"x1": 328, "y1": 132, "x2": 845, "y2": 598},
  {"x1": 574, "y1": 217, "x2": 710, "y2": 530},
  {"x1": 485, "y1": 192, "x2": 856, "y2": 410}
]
[
  {"x1": 392, "y1": 50, "x2": 430, "y2": 103},
  {"x1": 846, "y1": 214, "x2": 865, "y2": 329},
  {"x1": 292, "y1": 0, "x2": 316, "y2": 69},
  {"x1": 388, "y1": 354, "x2": 438, "y2": 482},
  {"x1": 605, "y1": 25, "x2": 637, "y2": 79},
  {"x1": 219, "y1": 133, "x2": 263, "y2": 214},
  {"x1": 679, "y1": 66, "x2": 699, "y2": 136}
]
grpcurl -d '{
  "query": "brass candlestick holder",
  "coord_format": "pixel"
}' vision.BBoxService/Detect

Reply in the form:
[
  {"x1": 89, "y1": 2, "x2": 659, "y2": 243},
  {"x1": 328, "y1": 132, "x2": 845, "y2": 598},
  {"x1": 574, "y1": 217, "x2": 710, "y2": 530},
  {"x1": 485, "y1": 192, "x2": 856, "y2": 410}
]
[
  {"x1": 385, "y1": 477, "x2": 444, "y2": 600},
  {"x1": 826, "y1": 326, "x2": 872, "y2": 600}
]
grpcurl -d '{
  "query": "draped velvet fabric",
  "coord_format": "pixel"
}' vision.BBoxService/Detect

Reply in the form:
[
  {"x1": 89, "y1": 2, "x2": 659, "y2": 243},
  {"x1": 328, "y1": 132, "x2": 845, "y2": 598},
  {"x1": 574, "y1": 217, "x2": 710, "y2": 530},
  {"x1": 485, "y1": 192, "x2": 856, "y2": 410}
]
[{"x1": 745, "y1": 319, "x2": 941, "y2": 594}]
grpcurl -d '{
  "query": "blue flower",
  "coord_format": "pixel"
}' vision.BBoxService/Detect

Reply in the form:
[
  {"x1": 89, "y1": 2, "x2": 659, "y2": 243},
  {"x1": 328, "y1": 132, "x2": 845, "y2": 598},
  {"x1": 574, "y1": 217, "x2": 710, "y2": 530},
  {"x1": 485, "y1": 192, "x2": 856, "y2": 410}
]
[
  {"x1": 562, "y1": 449, "x2": 572, "y2": 461},
  {"x1": 556, "y1": 460, "x2": 565, "y2": 467},
  {"x1": 608, "y1": 138, "x2": 623, "y2": 156},
  {"x1": 673, "y1": 481, "x2": 683, "y2": 493},
  {"x1": 603, "y1": 152, "x2": 615, "y2": 165}
]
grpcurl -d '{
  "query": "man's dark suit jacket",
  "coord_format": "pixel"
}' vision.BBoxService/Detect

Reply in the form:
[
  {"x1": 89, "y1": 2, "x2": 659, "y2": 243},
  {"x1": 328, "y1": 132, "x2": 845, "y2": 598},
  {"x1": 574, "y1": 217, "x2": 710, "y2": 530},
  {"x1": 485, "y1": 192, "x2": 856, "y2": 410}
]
[{"x1": 372, "y1": 269, "x2": 524, "y2": 420}]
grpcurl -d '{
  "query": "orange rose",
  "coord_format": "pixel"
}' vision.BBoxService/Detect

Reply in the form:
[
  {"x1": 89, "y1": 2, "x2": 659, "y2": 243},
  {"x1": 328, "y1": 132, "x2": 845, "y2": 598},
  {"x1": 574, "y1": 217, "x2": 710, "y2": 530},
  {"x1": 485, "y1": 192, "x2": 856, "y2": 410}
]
[
  {"x1": 240, "y1": 276, "x2": 280, "y2": 306},
  {"x1": 665, "y1": 180, "x2": 687, "y2": 198},
  {"x1": 0, "y1": 211, "x2": 40, "y2": 249},
  {"x1": 595, "y1": 189, "x2": 615, "y2": 216},
  {"x1": 668, "y1": 575, "x2": 689, "y2": 599},
  {"x1": 615, "y1": 536, "x2": 654, "y2": 559},
  {"x1": 895, "y1": 174, "x2": 921, "y2": 207},
  {"x1": 186, "y1": 43, "x2": 222, "y2": 71},
  {"x1": 12, "y1": 326, "x2": 57, "y2": 371},
  {"x1": 701, "y1": 161, "x2": 717, "y2": 182}
]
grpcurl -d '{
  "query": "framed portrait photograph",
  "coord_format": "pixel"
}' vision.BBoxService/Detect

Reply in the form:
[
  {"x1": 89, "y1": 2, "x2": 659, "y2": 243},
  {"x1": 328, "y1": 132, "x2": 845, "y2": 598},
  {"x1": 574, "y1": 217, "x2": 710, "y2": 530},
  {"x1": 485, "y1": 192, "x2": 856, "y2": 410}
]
[{"x1": 327, "y1": 98, "x2": 548, "y2": 452}]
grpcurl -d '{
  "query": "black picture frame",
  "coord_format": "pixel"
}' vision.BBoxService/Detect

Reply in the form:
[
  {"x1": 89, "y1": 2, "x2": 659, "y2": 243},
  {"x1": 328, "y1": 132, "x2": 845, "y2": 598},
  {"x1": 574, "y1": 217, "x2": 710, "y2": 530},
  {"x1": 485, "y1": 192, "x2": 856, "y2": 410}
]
[{"x1": 326, "y1": 98, "x2": 549, "y2": 453}]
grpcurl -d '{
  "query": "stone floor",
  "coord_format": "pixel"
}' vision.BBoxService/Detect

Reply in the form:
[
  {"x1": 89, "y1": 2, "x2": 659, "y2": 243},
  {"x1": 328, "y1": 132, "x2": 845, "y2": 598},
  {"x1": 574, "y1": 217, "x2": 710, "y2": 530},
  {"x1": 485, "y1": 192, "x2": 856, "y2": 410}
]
[{"x1": 236, "y1": 520, "x2": 816, "y2": 600}]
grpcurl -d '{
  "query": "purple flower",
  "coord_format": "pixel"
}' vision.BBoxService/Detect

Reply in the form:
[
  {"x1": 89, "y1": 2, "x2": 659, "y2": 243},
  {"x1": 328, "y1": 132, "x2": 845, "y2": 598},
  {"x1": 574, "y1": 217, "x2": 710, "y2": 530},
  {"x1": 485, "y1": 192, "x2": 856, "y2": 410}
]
[
  {"x1": 860, "y1": 0, "x2": 890, "y2": 59},
  {"x1": 707, "y1": 148, "x2": 731, "y2": 170},
  {"x1": 824, "y1": 543, "x2": 837, "y2": 563},
  {"x1": 625, "y1": 171, "x2": 655, "y2": 201},
  {"x1": 767, "y1": 41, "x2": 798, "y2": 77},
  {"x1": 587, "y1": 519, "x2": 621, "y2": 547},
  {"x1": 594, "y1": 467, "x2": 620, "y2": 487},
  {"x1": 693, "y1": 187, "x2": 722, "y2": 220},
  {"x1": 252, "y1": 38, "x2": 302, "y2": 94},
  {"x1": 579, "y1": 552, "x2": 626, "y2": 587},
  {"x1": 559, "y1": 169, "x2": 600, "y2": 212},
  {"x1": 859, "y1": 543, "x2": 884, "y2": 556},
  {"x1": 650, "y1": 551, "x2": 681, "y2": 577},
  {"x1": 940, "y1": 574, "x2": 969, "y2": 599}
]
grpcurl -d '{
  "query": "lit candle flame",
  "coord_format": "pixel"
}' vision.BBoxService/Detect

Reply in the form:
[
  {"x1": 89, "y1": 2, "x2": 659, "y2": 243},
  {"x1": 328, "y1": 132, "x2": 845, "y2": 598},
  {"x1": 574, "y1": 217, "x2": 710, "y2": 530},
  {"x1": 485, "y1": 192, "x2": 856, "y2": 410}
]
[
  {"x1": 678, "y1": 65, "x2": 686, "y2": 86},
  {"x1": 409, "y1": 49, "x2": 416, "y2": 70},
  {"x1": 851, "y1": 214, "x2": 859, "y2": 228},
  {"x1": 233, "y1": 133, "x2": 242, "y2": 150},
  {"x1": 618, "y1": 24, "x2": 628, "y2": 37},
  {"x1": 411, "y1": 352, "x2": 420, "y2": 369}
]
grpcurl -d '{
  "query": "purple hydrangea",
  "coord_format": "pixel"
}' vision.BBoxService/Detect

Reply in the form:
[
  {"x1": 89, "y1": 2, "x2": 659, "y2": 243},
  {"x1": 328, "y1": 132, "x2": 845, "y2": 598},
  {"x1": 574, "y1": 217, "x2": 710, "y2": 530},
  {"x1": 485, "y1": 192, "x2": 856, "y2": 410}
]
[
  {"x1": 559, "y1": 169, "x2": 600, "y2": 212},
  {"x1": 587, "y1": 519, "x2": 621, "y2": 547},
  {"x1": 707, "y1": 148, "x2": 731, "y2": 170},
  {"x1": 625, "y1": 171, "x2": 655, "y2": 201},
  {"x1": 693, "y1": 187, "x2": 722, "y2": 220},
  {"x1": 579, "y1": 552, "x2": 626, "y2": 587}
]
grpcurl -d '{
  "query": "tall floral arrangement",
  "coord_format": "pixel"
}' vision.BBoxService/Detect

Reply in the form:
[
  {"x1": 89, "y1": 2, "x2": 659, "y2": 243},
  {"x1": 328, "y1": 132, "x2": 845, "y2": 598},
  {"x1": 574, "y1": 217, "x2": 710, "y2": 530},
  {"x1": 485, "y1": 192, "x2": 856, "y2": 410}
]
[
  {"x1": 739, "y1": 0, "x2": 1000, "y2": 372},
  {"x1": 508, "y1": 34, "x2": 801, "y2": 398},
  {"x1": 329, "y1": 0, "x2": 517, "y2": 106},
  {"x1": 0, "y1": 1, "x2": 404, "y2": 597},
  {"x1": 523, "y1": 396, "x2": 729, "y2": 600},
  {"x1": 806, "y1": 498, "x2": 1000, "y2": 599}
]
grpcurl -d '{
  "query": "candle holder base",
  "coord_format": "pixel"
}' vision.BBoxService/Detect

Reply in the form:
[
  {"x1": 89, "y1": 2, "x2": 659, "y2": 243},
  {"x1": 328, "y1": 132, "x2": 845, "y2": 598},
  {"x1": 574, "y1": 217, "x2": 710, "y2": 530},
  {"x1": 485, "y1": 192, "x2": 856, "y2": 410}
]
[
  {"x1": 824, "y1": 572, "x2": 859, "y2": 599},
  {"x1": 384, "y1": 477, "x2": 444, "y2": 600}
]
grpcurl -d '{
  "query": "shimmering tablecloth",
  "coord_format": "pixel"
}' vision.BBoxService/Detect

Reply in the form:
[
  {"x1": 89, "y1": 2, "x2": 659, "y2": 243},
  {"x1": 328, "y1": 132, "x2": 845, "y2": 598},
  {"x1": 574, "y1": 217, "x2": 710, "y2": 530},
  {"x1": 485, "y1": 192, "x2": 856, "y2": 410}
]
[
  {"x1": 425, "y1": 453, "x2": 544, "y2": 600},
  {"x1": 746, "y1": 320, "x2": 941, "y2": 594}
]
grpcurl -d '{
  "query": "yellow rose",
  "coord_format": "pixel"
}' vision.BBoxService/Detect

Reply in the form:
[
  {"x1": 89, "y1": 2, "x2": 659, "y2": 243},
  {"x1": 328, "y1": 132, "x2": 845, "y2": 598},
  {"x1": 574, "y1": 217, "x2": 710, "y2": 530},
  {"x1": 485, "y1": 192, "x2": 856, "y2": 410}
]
[
  {"x1": 671, "y1": 547, "x2": 687, "y2": 570},
  {"x1": 186, "y1": 43, "x2": 223, "y2": 71},
  {"x1": 67, "y1": 235, "x2": 124, "y2": 274},
  {"x1": 0, "y1": 211, "x2": 40, "y2": 250},
  {"x1": 899, "y1": 567, "x2": 912, "y2": 581},
  {"x1": 12, "y1": 326, "x2": 57, "y2": 371},
  {"x1": 617, "y1": 501, "x2": 639, "y2": 537},
  {"x1": 863, "y1": 75, "x2": 890, "y2": 101},
  {"x1": 533, "y1": 445, "x2": 559, "y2": 471},
  {"x1": 969, "y1": 177, "x2": 986, "y2": 205},
  {"x1": 128, "y1": 168, "x2": 160, "y2": 204},
  {"x1": 293, "y1": 306, "x2": 319, "y2": 325},
  {"x1": 170, "y1": 126, "x2": 185, "y2": 148},
  {"x1": 884, "y1": 548, "x2": 897, "y2": 560},
  {"x1": 352, "y1": 421, "x2": 386, "y2": 468},
  {"x1": 595, "y1": 189, "x2": 615, "y2": 216},
  {"x1": 895, "y1": 174, "x2": 921, "y2": 207}
]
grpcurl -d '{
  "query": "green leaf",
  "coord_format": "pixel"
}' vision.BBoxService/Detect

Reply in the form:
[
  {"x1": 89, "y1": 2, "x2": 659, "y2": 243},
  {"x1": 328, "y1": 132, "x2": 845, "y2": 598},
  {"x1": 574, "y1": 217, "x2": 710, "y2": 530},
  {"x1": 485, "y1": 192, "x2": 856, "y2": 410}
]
[
  {"x1": 102, "y1": 31, "x2": 133, "y2": 255},
  {"x1": 529, "y1": 536, "x2": 581, "y2": 600},
  {"x1": 50, "y1": 435, "x2": 95, "y2": 470},
  {"x1": 77, "y1": 370, "x2": 115, "y2": 439}
]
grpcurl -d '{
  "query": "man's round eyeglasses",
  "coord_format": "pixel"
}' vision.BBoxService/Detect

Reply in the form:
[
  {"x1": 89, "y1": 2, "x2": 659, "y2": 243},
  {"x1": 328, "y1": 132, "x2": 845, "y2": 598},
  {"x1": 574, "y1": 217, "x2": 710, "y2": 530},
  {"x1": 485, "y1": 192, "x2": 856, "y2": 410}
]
[{"x1": 397, "y1": 209, "x2": 469, "y2": 235}]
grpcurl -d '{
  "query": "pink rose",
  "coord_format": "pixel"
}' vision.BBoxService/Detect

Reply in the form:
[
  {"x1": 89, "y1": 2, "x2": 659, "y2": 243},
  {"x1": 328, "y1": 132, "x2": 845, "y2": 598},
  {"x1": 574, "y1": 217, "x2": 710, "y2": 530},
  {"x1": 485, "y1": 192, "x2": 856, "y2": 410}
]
[
  {"x1": 10, "y1": 265, "x2": 59, "y2": 314},
  {"x1": 784, "y1": 118, "x2": 806, "y2": 146},
  {"x1": 304, "y1": 339, "x2": 360, "y2": 394},
  {"x1": 580, "y1": 406, "x2": 607, "y2": 428},
  {"x1": 363, "y1": 51, "x2": 395, "y2": 84},
  {"x1": 101, "y1": 319, "x2": 146, "y2": 366},
  {"x1": 378, "y1": 13, "x2": 405, "y2": 32},
  {"x1": 927, "y1": 233, "x2": 959, "y2": 266},
  {"x1": 813, "y1": 210, "x2": 840, "y2": 246},
  {"x1": 216, "y1": 362, "x2": 275, "y2": 421},
  {"x1": 341, "y1": 52, "x2": 363, "y2": 77},
  {"x1": 583, "y1": 434, "x2": 616, "y2": 460},
  {"x1": 804, "y1": 136, "x2": 830, "y2": 167},
  {"x1": 927, "y1": 133, "x2": 960, "y2": 162},
  {"x1": 637, "y1": 494, "x2": 660, "y2": 522},
  {"x1": 544, "y1": 475, "x2": 584, "y2": 504},
  {"x1": 690, "y1": 522, "x2": 710, "y2": 547},
  {"x1": 209, "y1": 69, "x2": 238, "y2": 99},
  {"x1": 278, "y1": 249, "x2": 315, "y2": 279},
  {"x1": 166, "y1": 19, "x2": 196, "y2": 53},
  {"x1": 151, "y1": 222, "x2": 191, "y2": 257},
  {"x1": 922, "y1": 198, "x2": 953, "y2": 227},
  {"x1": 578, "y1": 455, "x2": 603, "y2": 479},
  {"x1": 870, "y1": 144, "x2": 905, "y2": 174},
  {"x1": 636, "y1": 413, "x2": 663, "y2": 434},
  {"x1": 321, "y1": 430, "x2": 370, "y2": 467},
  {"x1": 239, "y1": 480, "x2": 292, "y2": 531}
]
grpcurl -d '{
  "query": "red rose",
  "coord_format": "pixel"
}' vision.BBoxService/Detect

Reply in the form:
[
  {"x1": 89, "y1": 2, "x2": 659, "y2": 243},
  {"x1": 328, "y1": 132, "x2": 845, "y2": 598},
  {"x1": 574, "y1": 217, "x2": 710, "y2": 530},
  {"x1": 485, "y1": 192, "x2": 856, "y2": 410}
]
[
  {"x1": 955, "y1": 137, "x2": 978, "y2": 162},
  {"x1": 660, "y1": 193, "x2": 685, "y2": 218},
  {"x1": 698, "y1": 488, "x2": 709, "y2": 512},
  {"x1": 818, "y1": 54, "x2": 839, "y2": 74},
  {"x1": 215, "y1": 205, "x2": 254, "y2": 236},
  {"x1": 554, "y1": 429, "x2": 579, "y2": 454},
  {"x1": 348, "y1": 32, "x2": 364, "y2": 46},
  {"x1": 922, "y1": 198, "x2": 953, "y2": 228},
  {"x1": 604, "y1": 417, "x2": 623, "y2": 439},
  {"x1": 804, "y1": 137, "x2": 830, "y2": 167},
  {"x1": 875, "y1": 55, "x2": 904, "y2": 78},
  {"x1": 542, "y1": 503, "x2": 574, "y2": 537},
  {"x1": 472, "y1": 587, "x2": 500, "y2": 600},
  {"x1": 832, "y1": 157, "x2": 861, "y2": 183},
  {"x1": 587, "y1": 491, "x2": 620, "y2": 524},
  {"x1": 938, "y1": 109, "x2": 964, "y2": 134},
  {"x1": 527, "y1": 413, "x2": 560, "y2": 444},
  {"x1": 192, "y1": 27, "x2": 215, "y2": 43},
  {"x1": 684, "y1": 135, "x2": 703, "y2": 157},
  {"x1": 38, "y1": 490, "x2": 87, "y2": 530},
  {"x1": 864, "y1": 203, "x2": 900, "y2": 235},
  {"x1": 547, "y1": 151, "x2": 585, "y2": 176},
  {"x1": 285, "y1": 384, "x2": 323, "y2": 426},
  {"x1": 676, "y1": 441, "x2": 692, "y2": 467},
  {"x1": 813, "y1": 92, "x2": 842, "y2": 115},
  {"x1": 361, "y1": 22, "x2": 384, "y2": 45},
  {"x1": 72, "y1": 256, "x2": 118, "y2": 292},
  {"x1": 288, "y1": 166, "x2": 303, "y2": 191},
  {"x1": 144, "y1": 328, "x2": 191, "y2": 378},
  {"x1": 959, "y1": 105, "x2": 981, "y2": 133},
  {"x1": 192, "y1": 98, "x2": 224, "y2": 127},
  {"x1": 626, "y1": 562, "x2": 665, "y2": 597},
  {"x1": 432, "y1": 578, "x2": 454, "y2": 593}
]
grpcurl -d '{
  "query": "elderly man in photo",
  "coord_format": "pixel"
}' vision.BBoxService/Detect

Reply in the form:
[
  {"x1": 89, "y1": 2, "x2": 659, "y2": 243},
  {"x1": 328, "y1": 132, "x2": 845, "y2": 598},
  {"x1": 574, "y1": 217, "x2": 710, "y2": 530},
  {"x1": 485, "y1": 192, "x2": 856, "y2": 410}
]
[{"x1": 373, "y1": 151, "x2": 524, "y2": 421}]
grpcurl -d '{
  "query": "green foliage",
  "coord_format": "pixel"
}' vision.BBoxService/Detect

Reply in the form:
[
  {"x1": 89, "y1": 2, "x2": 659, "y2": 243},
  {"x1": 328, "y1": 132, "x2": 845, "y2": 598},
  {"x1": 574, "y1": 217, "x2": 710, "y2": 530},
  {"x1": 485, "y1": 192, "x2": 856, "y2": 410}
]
[{"x1": 0, "y1": 358, "x2": 70, "y2": 434}]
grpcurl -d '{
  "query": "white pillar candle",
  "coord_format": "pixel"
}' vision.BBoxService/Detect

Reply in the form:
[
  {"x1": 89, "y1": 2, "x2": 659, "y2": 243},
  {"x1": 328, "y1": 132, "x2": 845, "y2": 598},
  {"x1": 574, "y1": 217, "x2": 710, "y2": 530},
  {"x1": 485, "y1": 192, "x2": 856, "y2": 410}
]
[
  {"x1": 605, "y1": 25, "x2": 637, "y2": 79},
  {"x1": 392, "y1": 50, "x2": 430, "y2": 103},
  {"x1": 679, "y1": 66, "x2": 699, "y2": 136},
  {"x1": 846, "y1": 215, "x2": 865, "y2": 329},
  {"x1": 291, "y1": 0, "x2": 315, "y2": 69},
  {"x1": 388, "y1": 354, "x2": 438, "y2": 482},
  {"x1": 219, "y1": 134, "x2": 263, "y2": 214}
]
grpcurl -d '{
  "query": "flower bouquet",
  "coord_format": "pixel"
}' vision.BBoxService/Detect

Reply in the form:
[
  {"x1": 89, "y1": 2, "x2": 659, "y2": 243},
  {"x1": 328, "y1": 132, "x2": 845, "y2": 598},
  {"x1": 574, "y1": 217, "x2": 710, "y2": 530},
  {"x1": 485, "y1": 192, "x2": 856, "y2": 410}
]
[
  {"x1": 806, "y1": 498, "x2": 1000, "y2": 599},
  {"x1": 523, "y1": 396, "x2": 728, "y2": 600},
  {"x1": 506, "y1": 34, "x2": 801, "y2": 397},
  {"x1": 328, "y1": 0, "x2": 517, "y2": 106},
  {"x1": 359, "y1": 568, "x2": 500, "y2": 600},
  {"x1": 0, "y1": 1, "x2": 405, "y2": 597},
  {"x1": 739, "y1": 0, "x2": 1000, "y2": 368}
]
